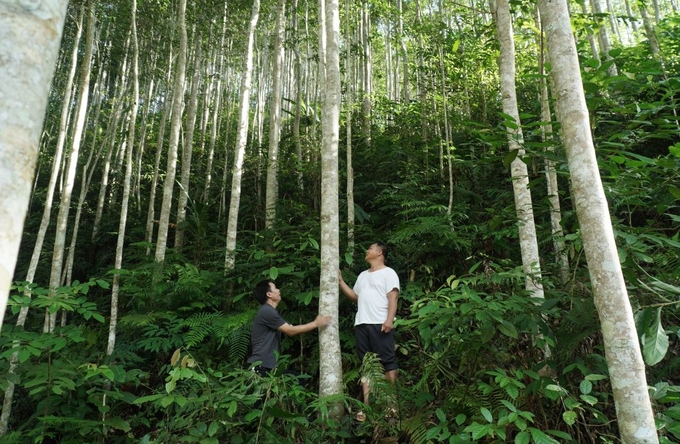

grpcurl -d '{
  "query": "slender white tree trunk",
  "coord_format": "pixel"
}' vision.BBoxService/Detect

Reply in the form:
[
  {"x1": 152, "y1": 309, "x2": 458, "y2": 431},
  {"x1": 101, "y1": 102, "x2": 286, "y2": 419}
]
[
  {"x1": 109, "y1": 0, "x2": 139, "y2": 357},
  {"x1": 345, "y1": 0, "x2": 355, "y2": 258},
  {"x1": 225, "y1": 0, "x2": 261, "y2": 272},
  {"x1": 22, "y1": 5, "x2": 84, "y2": 291},
  {"x1": 590, "y1": 0, "x2": 618, "y2": 75},
  {"x1": 492, "y1": 0, "x2": 545, "y2": 302},
  {"x1": 203, "y1": 4, "x2": 228, "y2": 203},
  {"x1": 0, "y1": 0, "x2": 69, "y2": 434},
  {"x1": 536, "y1": 7, "x2": 569, "y2": 283},
  {"x1": 175, "y1": 33, "x2": 202, "y2": 249},
  {"x1": 145, "y1": 48, "x2": 174, "y2": 255},
  {"x1": 318, "y1": 0, "x2": 343, "y2": 416},
  {"x1": 46, "y1": 0, "x2": 96, "y2": 332},
  {"x1": 265, "y1": 0, "x2": 287, "y2": 229},
  {"x1": 538, "y1": 0, "x2": 659, "y2": 441},
  {"x1": 155, "y1": 0, "x2": 188, "y2": 263}
]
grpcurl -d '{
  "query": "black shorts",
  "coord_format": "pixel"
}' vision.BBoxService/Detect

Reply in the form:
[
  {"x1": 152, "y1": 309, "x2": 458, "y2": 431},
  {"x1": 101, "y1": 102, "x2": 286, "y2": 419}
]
[{"x1": 355, "y1": 324, "x2": 398, "y2": 371}]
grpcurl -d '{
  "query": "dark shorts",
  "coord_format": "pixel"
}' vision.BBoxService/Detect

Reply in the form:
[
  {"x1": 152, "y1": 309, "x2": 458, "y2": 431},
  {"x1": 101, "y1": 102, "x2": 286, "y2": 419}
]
[{"x1": 355, "y1": 324, "x2": 398, "y2": 371}]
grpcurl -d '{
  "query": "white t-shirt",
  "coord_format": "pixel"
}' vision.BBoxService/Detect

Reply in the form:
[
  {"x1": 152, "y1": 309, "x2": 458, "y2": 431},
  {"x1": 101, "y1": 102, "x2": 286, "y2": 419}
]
[{"x1": 353, "y1": 267, "x2": 400, "y2": 326}]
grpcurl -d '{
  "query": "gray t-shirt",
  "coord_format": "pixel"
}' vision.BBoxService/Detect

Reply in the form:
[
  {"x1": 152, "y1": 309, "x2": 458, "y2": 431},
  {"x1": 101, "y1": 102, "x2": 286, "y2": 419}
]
[{"x1": 247, "y1": 304, "x2": 287, "y2": 369}]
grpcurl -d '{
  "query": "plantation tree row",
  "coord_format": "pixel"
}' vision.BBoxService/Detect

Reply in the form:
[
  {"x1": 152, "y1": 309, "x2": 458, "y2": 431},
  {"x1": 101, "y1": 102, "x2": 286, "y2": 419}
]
[{"x1": 0, "y1": 0, "x2": 678, "y2": 442}]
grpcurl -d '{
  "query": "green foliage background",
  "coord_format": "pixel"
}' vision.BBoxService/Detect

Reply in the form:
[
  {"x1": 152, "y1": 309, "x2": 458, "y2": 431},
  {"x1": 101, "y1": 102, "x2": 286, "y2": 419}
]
[{"x1": 1, "y1": 2, "x2": 679, "y2": 443}]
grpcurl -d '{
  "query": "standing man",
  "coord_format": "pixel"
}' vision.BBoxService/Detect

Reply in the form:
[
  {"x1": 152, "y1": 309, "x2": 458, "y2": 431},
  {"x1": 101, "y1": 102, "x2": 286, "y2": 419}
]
[
  {"x1": 339, "y1": 242, "x2": 400, "y2": 416},
  {"x1": 247, "y1": 279, "x2": 331, "y2": 376}
]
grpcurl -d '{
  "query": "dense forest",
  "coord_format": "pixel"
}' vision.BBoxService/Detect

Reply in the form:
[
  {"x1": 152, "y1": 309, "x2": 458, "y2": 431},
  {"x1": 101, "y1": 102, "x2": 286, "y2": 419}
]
[{"x1": 0, "y1": 0, "x2": 679, "y2": 442}]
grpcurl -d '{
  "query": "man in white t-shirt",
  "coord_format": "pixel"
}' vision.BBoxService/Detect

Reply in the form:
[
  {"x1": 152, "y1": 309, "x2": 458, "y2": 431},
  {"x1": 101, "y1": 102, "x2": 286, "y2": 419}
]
[{"x1": 339, "y1": 242, "x2": 400, "y2": 418}]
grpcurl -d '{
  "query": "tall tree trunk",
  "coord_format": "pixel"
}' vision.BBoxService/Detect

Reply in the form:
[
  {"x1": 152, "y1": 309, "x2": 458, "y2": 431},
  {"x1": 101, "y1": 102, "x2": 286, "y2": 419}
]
[
  {"x1": 203, "y1": 4, "x2": 228, "y2": 203},
  {"x1": 580, "y1": 1, "x2": 601, "y2": 62},
  {"x1": 538, "y1": 0, "x2": 659, "y2": 441},
  {"x1": 293, "y1": 0, "x2": 305, "y2": 191},
  {"x1": 109, "y1": 0, "x2": 139, "y2": 358},
  {"x1": 92, "y1": 45, "x2": 130, "y2": 242},
  {"x1": 0, "y1": 0, "x2": 69, "y2": 433},
  {"x1": 318, "y1": 0, "x2": 343, "y2": 417},
  {"x1": 21, "y1": 5, "x2": 84, "y2": 292},
  {"x1": 345, "y1": 0, "x2": 355, "y2": 258},
  {"x1": 639, "y1": 2, "x2": 661, "y2": 58},
  {"x1": 175, "y1": 33, "x2": 202, "y2": 249},
  {"x1": 145, "y1": 46, "x2": 174, "y2": 255},
  {"x1": 492, "y1": 0, "x2": 545, "y2": 302},
  {"x1": 225, "y1": 0, "x2": 261, "y2": 272},
  {"x1": 536, "y1": 7, "x2": 569, "y2": 283},
  {"x1": 46, "y1": 0, "x2": 97, "y2": 332},
  {"x1": 265, "y1": 0, "x2": 287, "y2": 229},
  {"x1": 590, "y1": 0, "x2": 618, "y2": 75},
  {"x1": 155, "y1": 0, "x2": 188, "y2": 263}
]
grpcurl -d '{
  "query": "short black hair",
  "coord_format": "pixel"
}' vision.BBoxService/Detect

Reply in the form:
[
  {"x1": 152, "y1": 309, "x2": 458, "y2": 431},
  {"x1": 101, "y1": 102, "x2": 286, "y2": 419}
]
[
  {"x1": 375, "y1": 241, "x2": 389, "y2": 261},
  {"x1": 254, "y1": 280, "x2": 274, "y2": 305}
]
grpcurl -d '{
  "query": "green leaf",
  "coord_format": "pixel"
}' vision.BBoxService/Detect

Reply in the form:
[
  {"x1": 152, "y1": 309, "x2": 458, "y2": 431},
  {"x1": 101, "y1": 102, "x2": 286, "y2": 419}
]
[
  {"x1": 668, "y1": 421, "x2": 680, "y2": 440},
  {"x1": 580, "y1": 394, "x2": 598, "y2": 405},
  {"x1": 579, "y1": 379, "x2": 593, "y2": 395},
  {"x1": 269, "y1": 267, "x2": 279, "y2": 280},
  {"x1": 641, "y1": 307, "x2": 669, "y2": 366},
  {"x1": 503, "y1": 149, "x2": 519, "y2": 167},
  {"x1": 106, "y1": 417, "x2": 131, "y2": 432},
  {"x1": 669, "y1": 186, "x2": 680, "y2": 200},
  {"x1": 515, "y1": 431, "x2": 530, "y2": 444},
  {"x1": 563, "y1": 411, "x2": 577, "y2": 425},
  {"x1": 498, "y1": 321, "x2": 518, "y2": 339},
  {"x1": 480, "y1": 407, "x2": 493, "y2": 423},
  {"x1": 529, "y1": 427, "x2": 560, "y2": 444},
  {"x1": 584, "y1": 374, "x2": 608, "y2": 381},
  {"x1": 208, "y1": 421, "x2": 219, "y2": 437}
]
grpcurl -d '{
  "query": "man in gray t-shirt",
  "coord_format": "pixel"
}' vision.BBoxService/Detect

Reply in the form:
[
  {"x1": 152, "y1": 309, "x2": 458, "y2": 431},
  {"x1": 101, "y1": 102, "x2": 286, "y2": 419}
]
[{"x1": 246, "y1": 280, "x2": 331, "y2": 375}]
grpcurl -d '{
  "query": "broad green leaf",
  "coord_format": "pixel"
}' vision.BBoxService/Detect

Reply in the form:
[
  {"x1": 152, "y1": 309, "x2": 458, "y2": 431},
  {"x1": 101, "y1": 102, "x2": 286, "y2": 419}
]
[
  {"x1": 515, "y1": 431, "x2": 530, "y2": 444},
  {"x1": 498, "y1": 321, "x2": 518, "y2": 339},
  {"x1": 580, "y1": 394, "x2": 598, "y2": 405},
  {"x1": 669, "y1": 186, "x2": 680, "y2": 200},
  {"x1": 563, "y1": 411, "x2": 577, "y2": 425},
  {"x1": 269, "y1": 267, "x2": 279, "y2": 280},
  {"x1": 579, "y1": 379, "x2": 593, "y2": 395},
  {"x1": 106, "y1": 417, "x2": 131, "y2": 432},
  {"x1": 529, "y1": 427, "x2": 560, "y2": 444},
  {"x1": 642, "y1": 307, "x2": 669, "y2": 366},
  {"x1": 481, "y1": 407, "x2": 493, "y2": 423}
]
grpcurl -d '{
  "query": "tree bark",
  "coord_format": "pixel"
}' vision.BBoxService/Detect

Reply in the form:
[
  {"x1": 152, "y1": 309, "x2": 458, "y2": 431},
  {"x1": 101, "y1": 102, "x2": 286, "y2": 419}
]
[
  {"x1": 155, "y1": 0, "x2": 188, "y2": 264},
  {"x1": 492, "y1": 0, "x2": 545, "y2": 302},
  {"x1": 538, "y1": 0, "x2": 659, "y2": 441},
  {"x1": 46, "y1": 0, "x2": 97, "y2": 332},
  {"x1": 0, "y1": 1, "x2": 69, "y2": 434},
  {"x1": 225, "y1": 0, "x2": 261, "y2": 272},
  {"x1": 265, "y1": 0, "x2": 287, "y2": 229},
  {"x1": 318, "y1": 0, "x2": 343, "y2": 417},
  {"x1": 175, "y1": 32, "x2": 202, "y2": 249}
]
